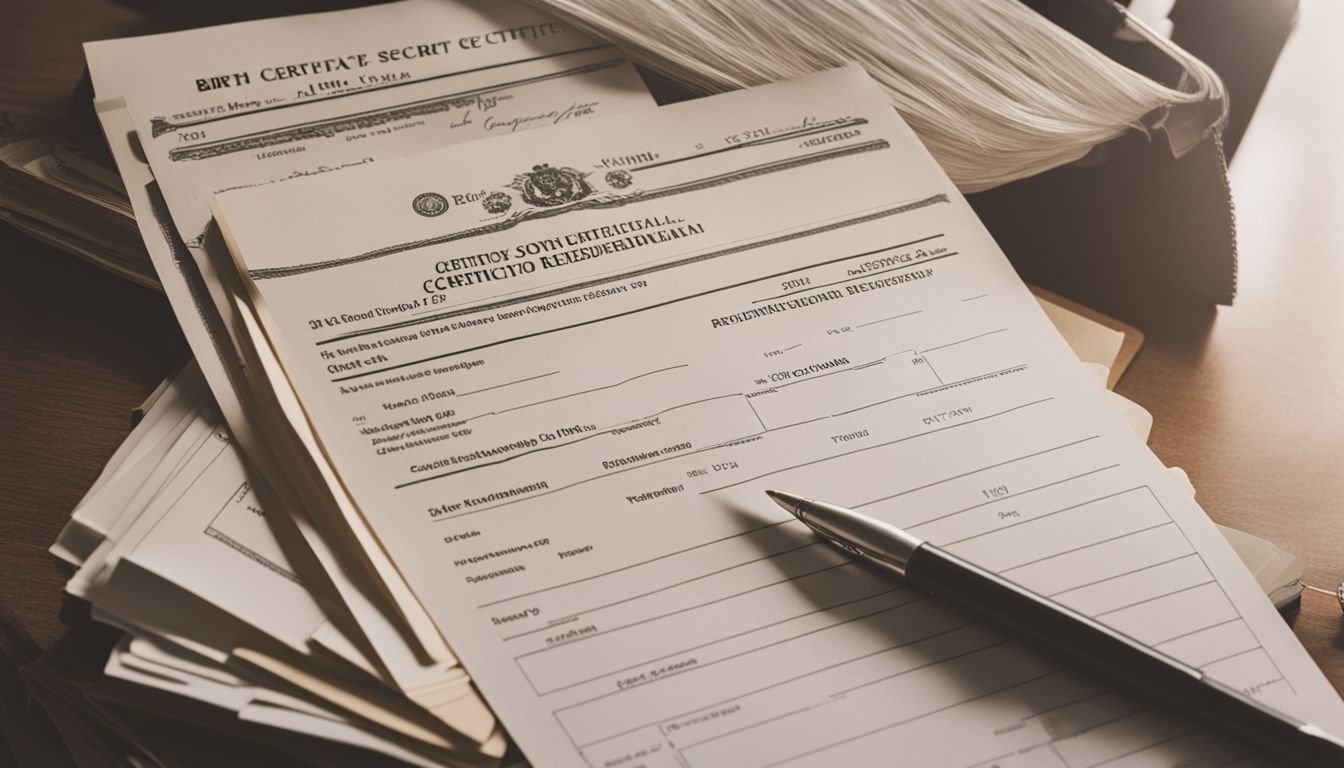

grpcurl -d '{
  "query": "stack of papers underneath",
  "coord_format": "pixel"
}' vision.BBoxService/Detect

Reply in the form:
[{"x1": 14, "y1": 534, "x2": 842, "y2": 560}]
[
  {"x1": 1219, "y1": 525, "x2": 1306, "y2": 613},
  {"x1": 203, "y1": 65, "x2": 1344, "y2": 765},
  {"x1": 0, "y1": 132, "x2": 157, "y2": 290},
  {"x1": 32, "y1": 0, "x2": 659, "y2": 763},
  {"x1": 0, "y1": 3, "x2": 1328, "y2": 764},
  {"x1": 48, "y1": 269, "x2": 1305, "y2": 764}
]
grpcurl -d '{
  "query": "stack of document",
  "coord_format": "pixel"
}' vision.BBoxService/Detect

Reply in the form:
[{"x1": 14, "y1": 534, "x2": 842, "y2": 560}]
[
  {"x1": 1219, "y1": 525, "x2": 1307, "y2": 614},
  {"x1": 51, "y1": 280, "x2": 1239, "y2": 764},
  {"x1": 0, "y1": 132, "x2": 157, "y2": 290},
  {"x1": 16, "y1": 1, "x2": 1331, "y2": 764},
  {"x1": 193, "y1": 64, "x2": 1344, "y2": 765},
  {"x1": 46, "y1": 0, "x2": 655, "y2": 763},
  {"x1": 54, "y1": 360, "x2": 504, "y2": 766}
]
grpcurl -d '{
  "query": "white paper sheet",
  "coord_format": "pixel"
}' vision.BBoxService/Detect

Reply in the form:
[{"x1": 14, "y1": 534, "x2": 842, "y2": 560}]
[
  {"x1": 213, "y1": 66, "x2": 1343, "y2": 767},
  {"x1": 84, "y1": 0, "x2": 654, "y2": 724},
  {"x1": 104, "y1": 634, "x2": 460, "y2": 768},
  {"x1": 51, "y1": 360, "x2": 201, "y2": 567}
]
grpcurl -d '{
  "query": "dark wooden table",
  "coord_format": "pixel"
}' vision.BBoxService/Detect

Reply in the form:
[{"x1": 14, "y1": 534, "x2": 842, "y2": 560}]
[{"x1": 2, "y1": 0, "x2": 1342, "y2": 704}]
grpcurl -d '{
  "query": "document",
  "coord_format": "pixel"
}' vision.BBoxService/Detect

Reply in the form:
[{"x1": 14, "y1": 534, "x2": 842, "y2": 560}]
[
  {"x1": 212, "y1": 66, "x2": 1344, "y2": 766},
  {"x1": 56, "y1": 366, "x2": 505, "y2": 757},
  {"x1": 61, "y1": 358, "x2": 501, "y2": 752},
  {"x1": 84, "y1": 0, "x2": 654, "y2": 714},
  {"x1": 103, "y1": 635, "x2": 461, "y2": 768},
  {"x1": 0, "y1": 133, "x2": 155, "y2": 289},
  {"x1": 52, "y1": 361, "x2": 203, "y2": 567}
]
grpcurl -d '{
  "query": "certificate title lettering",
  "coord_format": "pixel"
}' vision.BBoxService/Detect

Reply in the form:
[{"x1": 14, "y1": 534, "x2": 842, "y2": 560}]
[
  {"x1": 422, "y1": 215, "x2": 706, "y2": 293},
  {"x1": 192, "y1": 21, "x2": 568, "y2": 92}
]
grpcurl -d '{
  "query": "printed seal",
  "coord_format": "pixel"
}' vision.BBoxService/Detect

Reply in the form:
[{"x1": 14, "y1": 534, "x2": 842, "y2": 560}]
[
  {"x1": 511, "y1": 164, "x2": 593, "y2": 208},
  {"x1": 412, "y1": 192, "x2": 449, "y2": 217},
  {"x1": 482, "y1": 191, "x2": 512, "y2": 214}
]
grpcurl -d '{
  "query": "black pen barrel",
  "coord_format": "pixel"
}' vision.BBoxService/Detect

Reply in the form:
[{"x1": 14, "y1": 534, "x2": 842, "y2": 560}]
[{"x1": 904, "y1": 544, "x2": 1344, "y2": 767}]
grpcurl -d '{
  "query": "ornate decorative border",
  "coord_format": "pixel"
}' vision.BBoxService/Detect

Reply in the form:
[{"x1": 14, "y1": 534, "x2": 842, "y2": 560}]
[
  {"x1": 251, "y1": 139, "x2": 895, "y2": 279},
  {"x1": 158, "y1": 59, "x2": 624, "y2": 162}
]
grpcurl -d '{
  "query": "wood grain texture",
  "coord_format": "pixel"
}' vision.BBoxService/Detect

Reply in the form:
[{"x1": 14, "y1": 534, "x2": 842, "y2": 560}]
[
  {"x1": 0, "y1": 0, "x2": 155, "y2": 138},
  {"x1": 0, "y1": 0, "x2": 1340, "y2": 707},
  {"x1": 0, "y1": 0, "x2": 185, "y2": 652},
  {"x1": 1110, "y1": 0, "x2": 1344, "y2": 693}
]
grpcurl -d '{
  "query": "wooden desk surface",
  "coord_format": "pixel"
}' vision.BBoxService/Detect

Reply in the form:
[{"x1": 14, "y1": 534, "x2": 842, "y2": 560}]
[{"x1": 2, "y1": 0, "x2": 1341, "y2": 702}]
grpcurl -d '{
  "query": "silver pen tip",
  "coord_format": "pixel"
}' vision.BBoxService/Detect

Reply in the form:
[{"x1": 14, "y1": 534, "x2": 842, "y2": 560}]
[{"x1": 765, "y1": 489, "x2": 805, "y2": 516}]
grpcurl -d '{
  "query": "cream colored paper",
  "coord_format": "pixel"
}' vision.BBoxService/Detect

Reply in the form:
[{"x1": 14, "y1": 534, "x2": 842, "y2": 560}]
[
  {"x1": 84, "y1": 0, "x2": 654, "y2": 734},
  {"x1": 212, "y1": 66, "x2": 1343, "y2": 766}
]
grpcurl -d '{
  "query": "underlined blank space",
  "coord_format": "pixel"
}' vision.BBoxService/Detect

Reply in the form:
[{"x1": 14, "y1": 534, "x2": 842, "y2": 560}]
[
  {"x1": 1051, "y1": 707, "x2": 1197, "y2": 768},
  {"x1": 1099, "y1": 582, "x2": 1235, "y2": 647},
  {"x1": 1158, "y1": 620, "x2": 1258, "y2": 669},
  {"x1": 1099, "y1": 729, "x2": 1250, "y2": 768},
  {"x1": 746, "y1": 351, "x2": 934, "y2": 430},
  {"x1": 1052, "y1": 555, "x2": 1210, "y2": 618},
  {"x1": 946, "y1": 488, "x2": 1167, "y2": 574},
  {"x1": 678, "y1": 642, "x2": 1063, "y2": 768},
  {"x1": 516, "y1": 551, "x2": 874, "y2": 693},
  {"x1": 560, "y1": 606, "x2": 991, "y2": 749},
  {"x1": 905, "y1": 439, "x2": 1117, "y2": 546},
  {"x1": 980, "y1": 747, "x2": 1070, "y2": 768},
  {"x1": 1203, "y1": 649, "x2": 1288, "y2": 699},
  {"x1": 1007, "y1": 524, "x2": 1192, "y2": 596}
]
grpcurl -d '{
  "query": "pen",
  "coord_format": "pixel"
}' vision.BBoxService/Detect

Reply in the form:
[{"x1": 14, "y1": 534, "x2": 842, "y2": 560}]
[{"x1": 765, "y1": 489, "x2": 1344, "y2": 767}]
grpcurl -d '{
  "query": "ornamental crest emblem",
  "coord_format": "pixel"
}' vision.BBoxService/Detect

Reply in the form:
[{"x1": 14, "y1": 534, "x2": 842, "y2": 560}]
[
  {"x1": 412, "y1": 192, "x2": 448, "y2": 217},
  {"x1": 511, "y1": 164, "x2": 592, "y2": 208},
  {"x1": 482, "y1": 191, "x2": 512, "y2": 214},
  {"x1": 605, "y1": 169, "x2": 633, "y2": 189}
]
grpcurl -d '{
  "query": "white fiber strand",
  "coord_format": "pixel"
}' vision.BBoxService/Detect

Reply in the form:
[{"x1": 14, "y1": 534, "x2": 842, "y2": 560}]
[{"x1": 524, "y1": 0, "x2": 1224, "y2": 191}]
